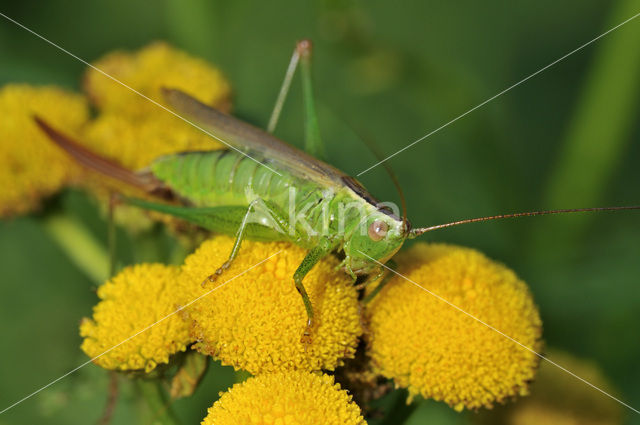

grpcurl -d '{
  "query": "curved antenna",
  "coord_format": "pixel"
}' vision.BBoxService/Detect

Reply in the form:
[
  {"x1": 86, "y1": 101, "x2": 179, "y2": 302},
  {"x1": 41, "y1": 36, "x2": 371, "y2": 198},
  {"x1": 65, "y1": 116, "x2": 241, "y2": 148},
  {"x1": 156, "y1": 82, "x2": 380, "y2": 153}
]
[
  {"x1": 409, "y1": 206, "x2": 640, "y2": 237},
  {"x1": 360, "y1": 132, "x2": 408, "y2": 230},
  {"x1": 327, "y1": 113, "x2": 409, "y2": 230}
]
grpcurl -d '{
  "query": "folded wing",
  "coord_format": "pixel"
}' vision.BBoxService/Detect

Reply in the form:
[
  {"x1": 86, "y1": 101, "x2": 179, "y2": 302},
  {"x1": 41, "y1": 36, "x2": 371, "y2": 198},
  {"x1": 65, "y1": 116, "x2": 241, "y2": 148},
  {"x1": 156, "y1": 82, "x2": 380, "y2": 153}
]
[{"x1": 162, "y1": 88, "x2": 347, "y2": 186}]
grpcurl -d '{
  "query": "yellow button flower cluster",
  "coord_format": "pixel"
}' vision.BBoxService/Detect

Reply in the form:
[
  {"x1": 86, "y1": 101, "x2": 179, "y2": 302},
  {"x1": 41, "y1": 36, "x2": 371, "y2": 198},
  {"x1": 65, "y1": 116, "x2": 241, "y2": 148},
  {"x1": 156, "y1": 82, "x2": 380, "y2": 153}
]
[
  {"x1": 0, "y1": 84, "x2": 89, "y2": 217},
  {"x1": 78, "y1": 43, "x2": 233, "y2": 232},
  {"x1": 79, "y1": 236, "x2": 366, "y2": 423},
  {"x1": 0, "y1": 42, "x2": 231, "y2": 223},
  {"x1": 201, "y1": 371, "x2": 366, "y2": 425},
  {"x1": 82, "y1": 42, "x2": 232, "y2": 171},
  {"x1": 80, "y1": 263, "x2": 190, "y2": 372},
  {"x1": 366, "y1": 243, "x2": 543, "y2": 411},
  {"x1": 495, "y1": 350, "x2": 622, "y2": 425},
  {"x1": 79, "y1": 238, "x2": 544, "y2": 422},
  {"x1": 80, "y1": 236, "x2": 362, "y2": 374},
  {"x1": 181, "y1": 237, "x2": 362, "y2": 374}
]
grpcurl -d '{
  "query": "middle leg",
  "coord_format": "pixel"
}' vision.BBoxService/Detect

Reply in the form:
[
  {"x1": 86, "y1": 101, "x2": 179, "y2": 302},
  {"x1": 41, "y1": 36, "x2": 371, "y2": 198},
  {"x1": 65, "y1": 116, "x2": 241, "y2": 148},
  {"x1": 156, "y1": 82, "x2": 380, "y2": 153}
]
[
  {"x1": 292, "y1": 237, "x2": 334, "y2": 344},
  {"x1": 201, "y1": 198, "x2": 289, "y2": 286}
]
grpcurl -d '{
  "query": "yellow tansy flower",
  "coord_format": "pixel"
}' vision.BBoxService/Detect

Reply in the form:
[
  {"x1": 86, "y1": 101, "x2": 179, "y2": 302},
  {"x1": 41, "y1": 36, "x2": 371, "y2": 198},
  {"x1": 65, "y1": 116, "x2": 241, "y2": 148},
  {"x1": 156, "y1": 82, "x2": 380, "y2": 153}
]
[
  {"x1": 201, "y1": 371, "x2": 367, "y2": 425},
  {"x1": 83, "y1": 41, "x2": 231, "y2": 118},
  {"x1": 0, "y1": 84, "x2": 89, "y2": 217},
  {"x1": 81, "y1": 110, "x2": 223, "y2": 172},
  {"x1": 508, "y1": 404, "x2": 619, "y2": 425},
  {"x1": 179, "y1": 236, "x2": 362, "y2": 374},
  {"x1": 366, "y1": 243, "x2": 542, "y2": 411},
  {"x1": 499, "y1": 351, "x2": 622, "y2": 425},
  {"x1": 81, "y1": 41, "x2": 231, "y2": 174},
  {"x1": 75, "y1": 42, "x2": 233, "y2": 231},
  {"x1": 78, "y1": 111, "x2": 225, "y2": 234},
  {"x1": 80, "y1": 263, "x2": 192, "y2": 372}
]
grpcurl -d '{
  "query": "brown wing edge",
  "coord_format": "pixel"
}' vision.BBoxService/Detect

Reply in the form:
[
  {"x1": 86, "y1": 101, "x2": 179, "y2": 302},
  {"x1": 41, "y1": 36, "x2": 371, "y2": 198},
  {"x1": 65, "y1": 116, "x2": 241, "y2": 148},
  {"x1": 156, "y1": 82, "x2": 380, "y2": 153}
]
[{"x1": 34, "y1": 116, "x2": 167, "y2": 196}]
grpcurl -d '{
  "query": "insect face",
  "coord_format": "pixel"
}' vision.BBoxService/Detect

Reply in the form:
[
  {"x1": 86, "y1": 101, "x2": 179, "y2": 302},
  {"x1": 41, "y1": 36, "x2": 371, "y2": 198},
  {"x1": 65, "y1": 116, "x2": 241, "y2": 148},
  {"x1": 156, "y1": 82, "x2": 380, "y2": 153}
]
[{"x1": 343, "y1": 211, "x2": 407, "y2": 275}]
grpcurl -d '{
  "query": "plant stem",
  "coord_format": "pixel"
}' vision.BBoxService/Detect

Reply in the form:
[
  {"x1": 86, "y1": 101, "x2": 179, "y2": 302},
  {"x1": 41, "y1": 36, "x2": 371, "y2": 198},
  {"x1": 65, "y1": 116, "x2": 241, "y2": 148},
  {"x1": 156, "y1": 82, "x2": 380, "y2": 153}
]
[
  {"x1": 532, "y1": 0, "x2": 640, "y2": 254},
  {"x1": 137, "y1": 379, "x2": 181, "y2": 425},
  {"x1": 378, "y1": 390, "x2": 417, "y2": 425},
  {"x1": 41, "y1": 212, "x2": 110, "y2": 284}
]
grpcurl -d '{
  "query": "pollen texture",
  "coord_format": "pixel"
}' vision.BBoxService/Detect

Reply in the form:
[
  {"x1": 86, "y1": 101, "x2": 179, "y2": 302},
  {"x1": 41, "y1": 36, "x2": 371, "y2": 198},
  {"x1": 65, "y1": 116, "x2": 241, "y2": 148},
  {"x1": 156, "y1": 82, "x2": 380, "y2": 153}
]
[
  {"x1": 179, "y1": 236, "x2": 362, "y2": 374},
  {"x1": 81, "y1": 42, "x2": 231, "y2": 171},
  {"x1": 80, "y1": 263, "x2": 192, "y2": 372},
  {"x1": 77, "y1": 42, "x2": 233, "y2": 232},
  {"x1": 0, "y1": 84, "x2": 89, "y2": 216},
  {"x1": 366, "y1": 243, "x2": 542, "y2": 411},
  {"x1": 201, "y1": 371, "x2": 367, "y2": 425},
  {"x1": 83, "y1": 41, "x2": 231, "y2": 118},
  {"x1": 81, "y1": 106, "x2": 225, "y2": 173}
]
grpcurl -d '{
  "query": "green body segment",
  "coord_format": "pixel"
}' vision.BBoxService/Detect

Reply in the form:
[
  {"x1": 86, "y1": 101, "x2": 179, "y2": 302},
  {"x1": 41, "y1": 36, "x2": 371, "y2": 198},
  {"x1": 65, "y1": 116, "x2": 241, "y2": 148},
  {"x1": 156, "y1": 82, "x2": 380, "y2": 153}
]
[{"x1": 149, "y1": 149, "x2": 365, "y2": 249}]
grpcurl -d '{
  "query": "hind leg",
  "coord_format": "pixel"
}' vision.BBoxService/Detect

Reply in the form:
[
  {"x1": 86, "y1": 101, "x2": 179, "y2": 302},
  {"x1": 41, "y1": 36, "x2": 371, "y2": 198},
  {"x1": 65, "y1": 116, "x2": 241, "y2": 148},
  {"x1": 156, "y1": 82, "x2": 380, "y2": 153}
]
[
  {"x1": 267, "y1": 40, "x2": 326, "y2": 160},
  {"x1": 292, "y1": 238, "x2": 334, "y2": 344}
]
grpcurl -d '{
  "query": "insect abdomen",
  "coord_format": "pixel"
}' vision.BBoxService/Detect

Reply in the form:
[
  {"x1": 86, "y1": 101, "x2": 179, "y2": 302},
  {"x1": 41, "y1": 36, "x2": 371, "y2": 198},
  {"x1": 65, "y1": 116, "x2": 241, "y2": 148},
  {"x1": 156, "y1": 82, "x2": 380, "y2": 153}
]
[
  {"x1": 150, "y1": 150, "x2": 291, "y2": 208},
  {"x1": 149, "y1": 150, "x2": 369, "y2": 247}
]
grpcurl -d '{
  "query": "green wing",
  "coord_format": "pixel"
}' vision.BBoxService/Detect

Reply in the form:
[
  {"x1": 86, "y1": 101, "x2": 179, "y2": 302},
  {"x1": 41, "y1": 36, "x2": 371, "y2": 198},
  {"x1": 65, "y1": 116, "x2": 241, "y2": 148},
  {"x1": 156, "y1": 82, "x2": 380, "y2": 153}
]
[{"x1": 162, "y1": 88, "x2": 347, "y2": 186}]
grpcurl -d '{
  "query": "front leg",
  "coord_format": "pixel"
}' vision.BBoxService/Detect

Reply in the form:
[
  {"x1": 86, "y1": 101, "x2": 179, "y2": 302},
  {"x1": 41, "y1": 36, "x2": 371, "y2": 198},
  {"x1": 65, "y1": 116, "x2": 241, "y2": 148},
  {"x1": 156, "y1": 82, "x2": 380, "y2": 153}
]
[
  {"x1": 354, "y1": 264, "x2": 385, "y2": 291},
  {"x1": 293, "y1": 237, "x2": 334, "y2": 344},
  {"x1": 363, "y1": 259, "x2": 398, "y2": 304}
]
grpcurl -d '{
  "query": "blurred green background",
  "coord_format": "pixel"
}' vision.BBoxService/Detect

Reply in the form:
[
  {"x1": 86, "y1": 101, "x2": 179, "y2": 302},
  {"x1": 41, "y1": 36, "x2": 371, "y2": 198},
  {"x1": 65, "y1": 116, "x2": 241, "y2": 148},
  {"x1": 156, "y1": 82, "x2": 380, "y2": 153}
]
[{"x1": 1, "y1": 0, "x2": 639, "y2": 424}]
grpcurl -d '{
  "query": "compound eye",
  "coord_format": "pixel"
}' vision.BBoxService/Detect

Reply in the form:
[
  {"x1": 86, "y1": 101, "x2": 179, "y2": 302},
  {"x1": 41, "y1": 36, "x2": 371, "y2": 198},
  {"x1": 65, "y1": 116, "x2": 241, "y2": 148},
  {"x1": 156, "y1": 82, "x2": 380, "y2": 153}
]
[{"x1": 368, "y1": 220, "x2": 388, "y2": 241}]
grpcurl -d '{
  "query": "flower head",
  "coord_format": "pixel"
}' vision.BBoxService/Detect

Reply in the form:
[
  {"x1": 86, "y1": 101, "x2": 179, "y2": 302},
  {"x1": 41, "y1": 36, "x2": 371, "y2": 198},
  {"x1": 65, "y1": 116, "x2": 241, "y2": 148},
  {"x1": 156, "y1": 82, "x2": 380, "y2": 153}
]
[
  {"x1": 81, "y1": 42, "x2": 232, "y2": 172},
  {"x1": 77, "y1": 42, "x2": 233, "y2": 231},
  {"x1": 80, "y1": 105, "x2": 225, "y2": 174},
  {"x1": 0, "y1": 84, "x2": 89, "y2": 217},
  {"x1": 179, "y1": 236, "x2": 362, "y2": 374},
  {"x1": 201, "y1": 371, "x2": 367, "y2": 425},
  {"x1": 84, "y1": 41, "x2": 231, "y2": 118},
  {"x1": 366, "y1": 243, "x2": 542, "y2": 411},
  {"x1": 503, "y1": 351, "x2": 622, "y2": 425},
  {"x1": 80, "y1": 263, "x2": 192, "y2": 372}
]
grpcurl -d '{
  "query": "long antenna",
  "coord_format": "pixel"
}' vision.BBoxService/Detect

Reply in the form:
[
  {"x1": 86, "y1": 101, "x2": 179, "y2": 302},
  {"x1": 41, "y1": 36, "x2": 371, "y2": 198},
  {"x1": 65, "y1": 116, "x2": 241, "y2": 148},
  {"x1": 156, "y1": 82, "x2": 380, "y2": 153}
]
[
  {"x1": 410, "y1": 206, "x2": 640, "y2": 237},
  {"x1": 326, "y1": 111, "x2": 409, "y2": 229},
  {"x1": 354, "y1": 131, "x2": 408, "y2": 229}
]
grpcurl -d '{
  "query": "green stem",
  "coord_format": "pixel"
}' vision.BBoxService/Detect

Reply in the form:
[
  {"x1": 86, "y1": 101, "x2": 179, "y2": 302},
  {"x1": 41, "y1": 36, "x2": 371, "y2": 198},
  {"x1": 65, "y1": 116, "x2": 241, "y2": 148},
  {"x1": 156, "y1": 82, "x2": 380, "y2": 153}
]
[
  {"x1": 532, "y1": 0, "x2": 640, "y2": 254},
  {"x1": 378, "y1": 390, "x2": 417, "y2": 425},
  {"x1": 137, "y1": 379, "x2": 181, "y2": 425},
  {"x1": 164, "y1": 0, "x2": 218, "y2": 60},
  {"x1": 300, "y1": 46, "x2": 326, "y2": 160},
  {"x1": 41, "y1": 212, "x2": 110, "y2": 284}
]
